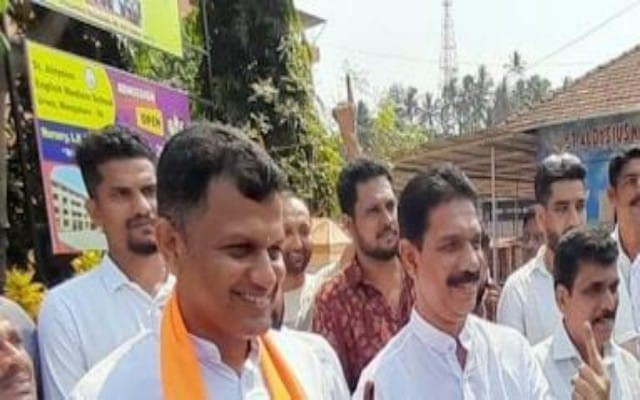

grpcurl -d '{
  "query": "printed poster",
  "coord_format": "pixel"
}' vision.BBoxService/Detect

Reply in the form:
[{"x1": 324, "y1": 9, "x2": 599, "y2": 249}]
[
  {"x1": 26, "y1": 40, "x2": 190, "y2": 254},
  {"x1": 537, "y1": 113, "x2": 640, "y2": 223},
  {"x1": 33, "y1": 0, "x2": 183, "y2": 56}
]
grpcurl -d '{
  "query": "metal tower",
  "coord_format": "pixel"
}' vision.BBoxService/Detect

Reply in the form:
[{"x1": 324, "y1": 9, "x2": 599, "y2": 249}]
[
  {"x1": 439, "y1": 0, "x2": 458, "y2": 90},
  {"x1": 439, "y1": 0, "x2": 458, "y2": 134}
]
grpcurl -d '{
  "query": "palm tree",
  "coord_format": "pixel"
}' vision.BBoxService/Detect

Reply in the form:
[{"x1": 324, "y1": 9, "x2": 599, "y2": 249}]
[
  {"x1": 472, "y1": 65, "x2": 494, "y2": 129},
  {"x1": 440, "y1": 78, "x2": 458, "y2": 135},
  {"x1": 419, "y1": 92, "x2": 440, "y2": 132}
]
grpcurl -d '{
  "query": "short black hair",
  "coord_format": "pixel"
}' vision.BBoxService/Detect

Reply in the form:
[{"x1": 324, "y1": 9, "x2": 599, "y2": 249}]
[
  {"x1": 157, "y1": 121, "x2": 286, "y2": 227},
  {"x1": 554, "y1": 225, "x2": 618, "y2": 291},
  {"x1": 535, "y1": 152, "x2": 586, "y2": 205},
  {"x1": 337, "y1": 158, "x2": 392, "y2": 216},
  {"x1": 398, "y1": 163, "x2": 477, "y2": 247},
  {"x1": 75, "y1": 125, "x2": 156, "y2": 198},
  {"x1": 608, "y1": 147, "x2": 640, "y2": 188}
]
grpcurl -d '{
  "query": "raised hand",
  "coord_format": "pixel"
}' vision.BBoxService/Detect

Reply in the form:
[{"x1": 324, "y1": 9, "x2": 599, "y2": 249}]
[{"x1": 571, "y1": 322, "x2": 610, "y2": 400}]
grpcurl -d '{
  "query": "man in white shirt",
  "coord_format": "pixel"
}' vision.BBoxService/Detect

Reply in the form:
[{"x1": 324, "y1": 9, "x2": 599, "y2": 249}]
[
  {"x1": 354, "y1": 164, "x2": 551, "y2": 400},
  {"x1": 534, "y1": 226, "x2": 639, "y2": 399},
  {"x1": 281, "y1": 192, "x2": 321, "y2": 330},
  {"x1": 71, "y1": 122, "x2": 347, "y2": 399},
  {"x1": 38, "y1": 127, "x2": 174, "y2": 400},
  {"x1": 497, "y1": 152, "x2": 587, "y2": 345},
  {"x1": 607, "y1": 147, "x2": 640, "y2": 355}
]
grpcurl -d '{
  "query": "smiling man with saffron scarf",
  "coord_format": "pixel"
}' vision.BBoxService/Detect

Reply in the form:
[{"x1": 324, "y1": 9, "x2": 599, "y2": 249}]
[{"x1": 70, "y1": 122, "x2": 342, "y2": 400}]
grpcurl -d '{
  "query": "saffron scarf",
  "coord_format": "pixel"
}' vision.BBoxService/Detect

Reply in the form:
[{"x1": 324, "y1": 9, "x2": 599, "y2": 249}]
[{"x1": 160, "y1": 293, "x2": 307, "y2": 400}]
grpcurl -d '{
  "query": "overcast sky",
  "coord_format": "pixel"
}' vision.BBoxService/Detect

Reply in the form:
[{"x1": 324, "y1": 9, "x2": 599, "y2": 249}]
[{"x1": 296, "y1": 0, "x2": 640, "y2": 110}]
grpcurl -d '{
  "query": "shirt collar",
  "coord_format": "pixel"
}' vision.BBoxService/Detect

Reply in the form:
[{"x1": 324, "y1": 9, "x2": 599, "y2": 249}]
[
  {"x1": 344, "y1": 258, "x2": 365, "y2": 287},
  {"x1": 532, "y1": 246, "x2": 553, "y2": 278},
  {"x1": 190, "y1": 333, "x2": 260, "y2": 370},
  {"x1": 409, "y1": 309, "x2": 473, "y2": 355},
  {"x1": 99, "y1": 255, "x2": 131, "y2": 293},
  {"x1": 551, "y1": 321, "x2": 616, "y2": 367},
  {"x1": 612, "y1": 225, "x2": 638, "y2": 268},
  {"x1": 344, "y1": 257, "x2": 412, "y2": 292},
  {"x1": 99, "y1": 254, "x2": 175, "y2": 296}
]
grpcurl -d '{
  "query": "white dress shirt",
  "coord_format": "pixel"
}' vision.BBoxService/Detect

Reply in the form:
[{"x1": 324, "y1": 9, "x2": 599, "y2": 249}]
[
  {"x1": 38, "y1": 255, "x2": 174, "y2": 400},
  {"x1": 612, "y1": 227, "x2": 640, "y2": 345},
  {"x1": 353, "y1": 310, "x2": 552, "y2": 400},
  {"x1": 533, "y1": 322, "x2": 640, "y2": 400},
  {"x1": 283, "y1": 273, "x2": 320, "y2": 331},
  {"x1": 280, "y1": 327, "x2": 350, "y2": 398},
  {"x1": 70, "y1": 327, "x2": 350, "y2": 399},
  {"x1": 497, "y1": 246, "x2": 561, "y2": 345}
]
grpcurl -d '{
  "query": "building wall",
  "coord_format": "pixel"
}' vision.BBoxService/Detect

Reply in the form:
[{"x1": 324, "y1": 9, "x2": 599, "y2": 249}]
[{"x1": 52, "y1": 181, "x2": 94, "y2": 233}]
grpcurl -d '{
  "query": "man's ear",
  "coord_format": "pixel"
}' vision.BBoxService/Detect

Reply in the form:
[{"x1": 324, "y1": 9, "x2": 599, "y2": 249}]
[
  {"x1": 85, "y1": 198, "x2": 103, "y2": 229},
  {"x1": 342, "y1": 214, "x2": 355, "y2": 238},
  {"x1": 556, "y1": 284, "x2": 570, "y2": 314},
  {"x1": 399, "y1": 238, "x2": 420, "y2": 280},
  {"x1": 156, "y1": 218, "x2": 183, "y2": 275}
]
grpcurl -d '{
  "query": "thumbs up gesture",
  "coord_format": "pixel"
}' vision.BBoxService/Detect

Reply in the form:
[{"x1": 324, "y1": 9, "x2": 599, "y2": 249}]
[{"x1": 571, "y1": 322, "x2": 610, "y2": 400}]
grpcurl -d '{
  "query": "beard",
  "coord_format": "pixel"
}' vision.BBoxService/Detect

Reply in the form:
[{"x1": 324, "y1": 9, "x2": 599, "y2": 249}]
[
  {"x1": 362, "y1": 244, "x2": 397, "y2": 261},
  {"x1": 546, "y1": 230, "x2": 560, "y2": 252},
  {"x1": 283, "y1": 249, "x2": 311, "y2": 275},
  {"x1": 355, "y1": 230, "x2": 398, "y2": 261},
  {"x1": 127, "y1": 237, "x2": 158, "y2": 255},
  {"x1": 125, "y1": 214, "x2": 158, "y2": 256}
]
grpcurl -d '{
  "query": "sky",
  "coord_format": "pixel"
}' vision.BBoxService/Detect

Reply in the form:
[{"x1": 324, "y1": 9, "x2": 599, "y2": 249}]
[
  {"x1": 53, "y1": 165, "x2": 88, "y2": 197},
  {"x1": 296, "y1": 0, "x2": 640, "y2": 112}
]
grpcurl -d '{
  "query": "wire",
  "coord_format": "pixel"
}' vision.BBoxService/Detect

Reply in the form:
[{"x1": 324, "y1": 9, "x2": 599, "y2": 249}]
[
  {"x1": 323, "y1": 43, "x2": 594, "y2": 68},
  {"x1": 529, "y1": 0, "x2": 640, "y2": 69}
]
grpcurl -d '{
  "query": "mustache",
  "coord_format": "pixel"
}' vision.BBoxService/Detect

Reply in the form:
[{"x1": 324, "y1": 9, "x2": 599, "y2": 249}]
[
  {"x1": 593, "y1": 310, "x2": 616, "y2": 324},
  {"x1": 126, "y1": 215, "x2": 155, "y2": 229},
  {"x1": 376, "y1": 226, "x2": 398, "y2": 239},
  {"x1": 630, "y1": 195, "x2": 640, "y2": 207},
  {"x1": 0, "y1": 364, "x2": 31, "y2": 387},
  {"x1": 447, "y1": 270, "x2": 481, "y2": 287}
]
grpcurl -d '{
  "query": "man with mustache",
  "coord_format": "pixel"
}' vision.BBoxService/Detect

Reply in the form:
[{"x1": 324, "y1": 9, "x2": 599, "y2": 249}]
[
  {"x1": 280, "y1": 192, "x2": 319, "y2": 330},
  {"x1": 354, "y1": 164, "x2": 551, "y2": 399},
  {"x1": 497, "y1": 152, "x2": 589, "y2": 344},
  {"x1": 71, "y1": 122, "x2": 343, "y2": 399},
  {"x1": 0, "y1": 315, "x2": 36, "y2": 400},
  {"x1": 607, "y1": 147, "x2": 640, "y2": 356},
  {"x1": 533, "y1": 226, "x2": 640, "y2": 399},
  {"x1": 38, "y1": 127, "x2": 174, "y2": 400},
  {"x1": 312, "y1": 158, "x2": 414, "y2": 391}
]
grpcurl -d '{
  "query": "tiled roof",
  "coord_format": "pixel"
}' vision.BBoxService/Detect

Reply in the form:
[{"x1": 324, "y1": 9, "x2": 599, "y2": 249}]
[{"x1": 500, "y1": 44, "x2": 640, "y2": 132}]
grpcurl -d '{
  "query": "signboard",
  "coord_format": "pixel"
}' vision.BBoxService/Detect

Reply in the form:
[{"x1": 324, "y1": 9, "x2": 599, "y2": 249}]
[
  {"x1": 33, "y1": 0, "x2": 183, "y2": 57},
  {"x1": 26, "y1": 41, "x2": 190, "y2": 254},
  {"x1": 537, "y1": 113, "x2": 640, "y2": 222}
]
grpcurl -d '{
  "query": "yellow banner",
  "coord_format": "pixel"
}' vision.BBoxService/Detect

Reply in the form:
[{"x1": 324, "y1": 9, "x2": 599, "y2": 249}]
[
  {"x1": 33, "y1": 0, "x2": 182, "y2": 57},
  {"x1": 28, "y1": 42, "x2": 116, "y2": 129}
]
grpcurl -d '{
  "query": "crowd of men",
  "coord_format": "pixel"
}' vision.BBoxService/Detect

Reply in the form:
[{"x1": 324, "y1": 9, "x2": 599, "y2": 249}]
[{"x1": 0, "y1": 121, "x2": 639, "y2": 399}]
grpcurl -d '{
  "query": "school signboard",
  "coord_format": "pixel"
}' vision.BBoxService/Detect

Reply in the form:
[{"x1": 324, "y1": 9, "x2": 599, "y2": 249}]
[
  {"x1": 33, "y1": 0, "x2": 183, "y2": 56},
  {"x1": 26, "y1": 40, "x2": 190, "y2": 253}
]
